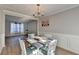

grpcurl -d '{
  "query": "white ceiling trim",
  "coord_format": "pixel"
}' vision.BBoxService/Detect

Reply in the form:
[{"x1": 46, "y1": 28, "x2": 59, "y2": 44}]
[
  {"x1": 46, "y1": 5, "x2": 79, "y2": 16},
  {"x1": 3, "y1": 10, "x2": 38, "y2": 22}
]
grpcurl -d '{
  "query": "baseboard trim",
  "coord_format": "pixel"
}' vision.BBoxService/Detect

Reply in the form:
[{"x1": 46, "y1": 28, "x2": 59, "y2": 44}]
[
  {"x1": 57, "y1": 46, "x2": 78, "y2": 55},
  {"x1": 0, "y1": 46, "x2": 4, "y2": 54}
]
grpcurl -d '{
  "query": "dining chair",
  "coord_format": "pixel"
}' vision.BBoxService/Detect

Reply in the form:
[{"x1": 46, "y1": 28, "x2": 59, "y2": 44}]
[
  {"x1": 47, "y1": 39, "x2": 57, "y2": 55},
  {"x1": 19, "y1": 39, "x2": 38, "y2": 55},
  {"x1": 38, "y1": 39, "x2": 57, "y2": 55},
  {"x1": 19, "y1": 39, "x2": 27, "y2": 55},
  {"x1": 44, "y1": 34, "x2": 53, "y2": 38},
  {"x1": 28, "y1": 34, "x2": 35, "y2": 39},
  {"x1": 43, "y1": 34, "x2": 52, "y2": 41}
]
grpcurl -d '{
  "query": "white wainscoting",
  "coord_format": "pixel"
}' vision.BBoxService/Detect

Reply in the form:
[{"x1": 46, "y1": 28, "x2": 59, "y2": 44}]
[
  {"x1": 0, "y1": 33, "x2": 5, "y2": 53},
  {"x1": 53, "y1": 33, "x2": 79, "y2": 54}
]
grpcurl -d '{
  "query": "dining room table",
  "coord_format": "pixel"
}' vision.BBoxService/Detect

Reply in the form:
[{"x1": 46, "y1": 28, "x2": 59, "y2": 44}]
[{"x1": 25, "y1": 36, "x2": 53, "y2": 55}]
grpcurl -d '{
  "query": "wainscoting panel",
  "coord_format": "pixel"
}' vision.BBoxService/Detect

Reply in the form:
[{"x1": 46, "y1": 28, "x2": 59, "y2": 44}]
[
  {"x1": 0, "y1": 33, "x2": 5, "y2": 54},
  {"x1": 53, "y1": 33, "x2": 79, "y2": 54}
]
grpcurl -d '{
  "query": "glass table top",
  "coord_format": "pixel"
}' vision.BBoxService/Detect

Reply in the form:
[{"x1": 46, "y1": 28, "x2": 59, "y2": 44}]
[
  {"x1": 26, "y1": 46, "x2": 37, "y2": 55},
  {"x1": 26, "y1": 37, "x2": 53, "y2": 55},
  {"x1": 26, "y1": 44, "x2": 48, "y2": 55}
]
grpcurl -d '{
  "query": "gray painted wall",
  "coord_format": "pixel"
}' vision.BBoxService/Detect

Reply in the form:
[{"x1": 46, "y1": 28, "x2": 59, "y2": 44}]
[
  {"x1": 5, "y1": 15, "x2": 37, "y2": 36},
  {"x1": 27, "y1": 20, "x2": 37, "y2": 34},
  {"x1": 39, "y1": 16, "x2": 55, "y2": 35},
  {"x1": 24, "y1": 22, "x2": 28, "y2": 32},
  {"x1": 54, "y1": 6, "x2": 79, "y2": 35},
  {"x1": 5, "y1": 19, "x2": 10, "y2": 36},
  {"x1": 39, "y1": 6, "x2": 79, "y2": 36},
  {"x1": 5, "y1": 15, "x2": 26, "y2": 36}
]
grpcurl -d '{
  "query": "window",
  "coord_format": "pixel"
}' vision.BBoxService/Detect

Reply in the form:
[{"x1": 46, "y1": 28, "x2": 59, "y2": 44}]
[
  {"x1": 10, "y1": 22, "x2": 24, "y2": 33},
  {"x1": 20, "y1": 23, "x2": 24, "y2": 32},
  {"x1": 11, "y1": 23, "x2": 16, "y2": 33}
]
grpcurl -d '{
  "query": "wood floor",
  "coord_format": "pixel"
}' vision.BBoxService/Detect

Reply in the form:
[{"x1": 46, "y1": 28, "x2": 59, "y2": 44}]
[{"x1": 0, "y1": 36, "x2": 76, "y2": 55}]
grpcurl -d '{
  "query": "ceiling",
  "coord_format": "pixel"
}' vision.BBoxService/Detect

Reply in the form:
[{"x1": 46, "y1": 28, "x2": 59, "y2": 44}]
[
  {"x1": 5, "y1": 15, "x2": 23, "y2": 22},
  {"x1": 0, "y1": 4, "x2": 79, "y2": 17},
  {"x1": 5, "y1": 15, "x2": 37, "y2": 22}
]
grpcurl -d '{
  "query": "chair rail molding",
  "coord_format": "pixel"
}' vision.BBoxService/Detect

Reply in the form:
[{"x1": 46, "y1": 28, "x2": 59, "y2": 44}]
[{"x1": 53, "y1": 33, "x2": 79, "y2": 54}]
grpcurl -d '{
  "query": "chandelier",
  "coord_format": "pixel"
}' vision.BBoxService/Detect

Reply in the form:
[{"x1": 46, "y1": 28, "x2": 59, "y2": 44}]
[{"x1": 33, "y1": 4, "x2": 44, "y2": 17}]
